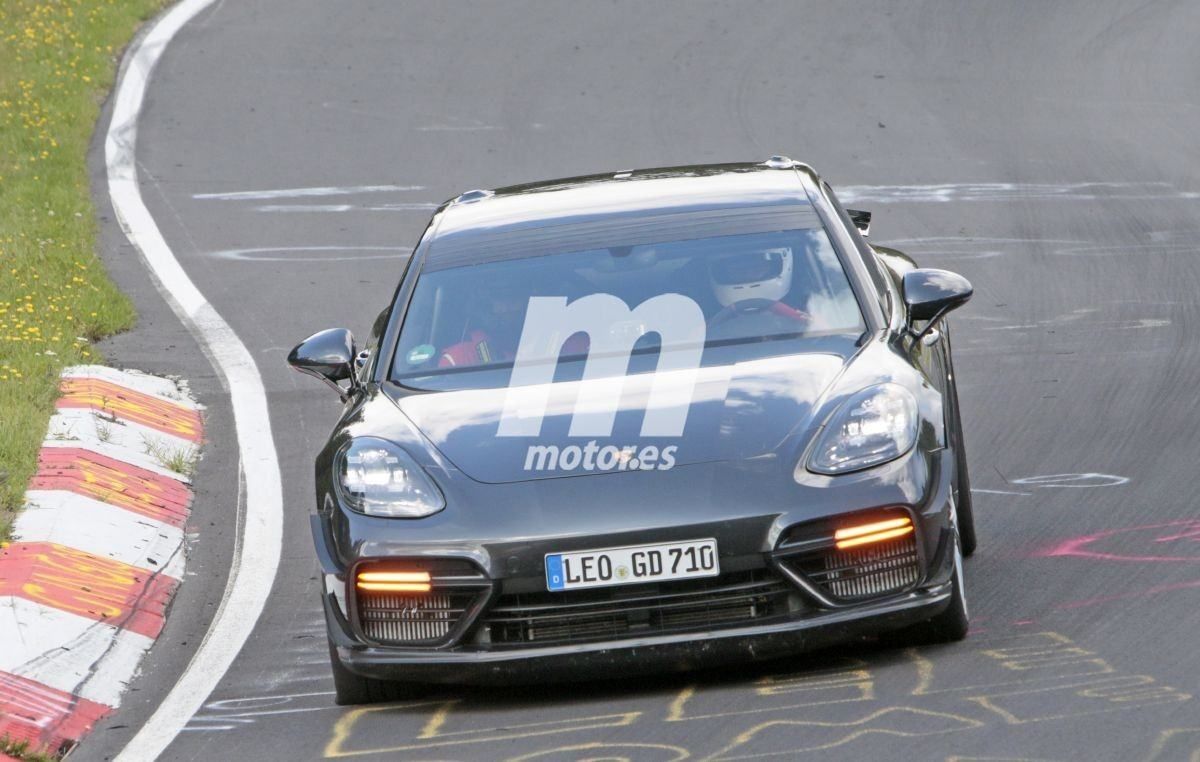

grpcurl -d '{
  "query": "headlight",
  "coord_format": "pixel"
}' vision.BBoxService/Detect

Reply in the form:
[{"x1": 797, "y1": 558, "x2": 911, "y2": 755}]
[
  {"x1": 806, "y1": 384, "x2": 918, "y2": 475},
  {"x1": 337, "y1": 437, "x2": 445, "y2": 517}
]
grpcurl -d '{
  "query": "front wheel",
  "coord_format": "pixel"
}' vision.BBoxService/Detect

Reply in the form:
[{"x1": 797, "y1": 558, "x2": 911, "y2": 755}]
[
  {"x1": 948, "y1": 371, "x2": 977, "y2": 557},
  {"x1": 328, "y1": 640, "x2": 424, "y2": 705},
  {"x1": 898, "y1": 502, "x2": 970, "y2": 645}
]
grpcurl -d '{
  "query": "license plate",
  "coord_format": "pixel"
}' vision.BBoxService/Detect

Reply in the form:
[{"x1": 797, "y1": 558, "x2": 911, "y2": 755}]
[{"x1": 545, "y1": 539, "x2": 719, "y2": 591}]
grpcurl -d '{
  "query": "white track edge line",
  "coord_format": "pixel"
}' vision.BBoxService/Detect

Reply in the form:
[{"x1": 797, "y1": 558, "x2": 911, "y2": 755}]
[{"x1": 105, "y1": 1, "x2": 283, "y2": 760}]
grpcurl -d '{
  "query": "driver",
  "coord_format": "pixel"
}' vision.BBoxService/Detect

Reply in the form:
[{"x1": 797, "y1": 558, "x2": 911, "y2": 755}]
[{"x1": 706, "y1": 246, "x2": 810, "y2": 339}]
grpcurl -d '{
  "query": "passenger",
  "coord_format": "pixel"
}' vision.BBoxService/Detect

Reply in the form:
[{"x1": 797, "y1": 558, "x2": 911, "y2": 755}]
[
  {"x1": 437, "y1": 284, "x2": 527, "y2": 367},
  {"x1": 437, "y1": 284, "x2": 589, "y2": 368}
]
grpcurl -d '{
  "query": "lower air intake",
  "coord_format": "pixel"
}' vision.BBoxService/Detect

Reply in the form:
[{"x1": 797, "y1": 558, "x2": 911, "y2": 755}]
[
  {"x1": 358, "y1": 592, "x2": 462, "y2": 643},
  {"x1": 776, "y1": 509, "x2": 922, "y2": 603},
  {"x1": 352, "y1": 558, "x2": 490, "y2": 646},
  {"x1": 816, "y1": 535, "x2": 920, "y2": 600}
]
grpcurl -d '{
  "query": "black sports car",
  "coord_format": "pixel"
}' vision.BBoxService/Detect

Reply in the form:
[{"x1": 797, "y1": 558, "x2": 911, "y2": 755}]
[{"x1": 288, "y1": 156, "x2": 976, "y2": 704}]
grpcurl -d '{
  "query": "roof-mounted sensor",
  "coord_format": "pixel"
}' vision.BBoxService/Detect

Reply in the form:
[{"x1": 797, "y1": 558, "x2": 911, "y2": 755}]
[
  {"x1": 455, "y1": 189, "x2": 494, "y2": 203},
  {"x1": 763, "y1": 155, "x2": 798, "y2": 169}
]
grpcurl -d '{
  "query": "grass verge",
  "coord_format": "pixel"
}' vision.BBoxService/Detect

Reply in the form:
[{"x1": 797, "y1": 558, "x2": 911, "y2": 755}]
[
  {"x1": 1, "y1": 734, "x2": 58, "y2": 762},
  {"x1": 0, "y1": 0, "x2": 167, "y2": 538}
]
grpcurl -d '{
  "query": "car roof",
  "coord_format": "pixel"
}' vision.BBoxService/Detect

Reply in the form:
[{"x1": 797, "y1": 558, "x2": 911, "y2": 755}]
[{"x1": 427, "y1": 159, "x2": 822, "y2": 264}]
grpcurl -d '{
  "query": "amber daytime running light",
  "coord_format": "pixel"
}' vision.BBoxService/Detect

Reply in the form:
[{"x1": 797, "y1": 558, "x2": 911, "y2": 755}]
[
  {"x1": 833, "y1": 516, "x2": 914, "y2": 550},
  {"x1": 356, "y1": 570, "x2": 432, "y2": 593}
]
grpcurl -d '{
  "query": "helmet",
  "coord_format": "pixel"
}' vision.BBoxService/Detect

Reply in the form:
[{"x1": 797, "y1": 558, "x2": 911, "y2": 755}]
[{"x1": 708, "y1": 247, "x2": 793, "y2": 308}]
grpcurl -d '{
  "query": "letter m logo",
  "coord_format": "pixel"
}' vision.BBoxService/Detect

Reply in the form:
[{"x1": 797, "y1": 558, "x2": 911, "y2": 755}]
[{"x1": 497, "y1": 293, "x2": 706, "y2": 438}]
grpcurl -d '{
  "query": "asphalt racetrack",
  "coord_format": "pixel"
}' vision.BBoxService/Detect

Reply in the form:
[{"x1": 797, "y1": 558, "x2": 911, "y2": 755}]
[{"x1": 84, "y1": 1, "x2": 1200, "y2": 759}]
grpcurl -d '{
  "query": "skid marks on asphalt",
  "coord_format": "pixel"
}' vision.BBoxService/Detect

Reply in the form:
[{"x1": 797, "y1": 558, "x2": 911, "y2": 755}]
[
  {"x1": 205, "y1": 246, "x2": 412, "y2": 263},
  {"x1": 1145, "y1": 727, "x2": 1200, "y2": 762},
  {"x1": 182, "y1": 615, "x2": 332, "y2": 731},
  {"x1": 880, "y1": 235, "x2": 1179, "y2": 340},
  {"x1": 838, "y1": 182, "x2": 1200, "y2": 206},
  {"x1": 182, "y1": 691, "x2": 340, "y2": 732},
  {"x1": 883, "y1": 232, "x2": 1200, "y2": 263},
  {"x1": 874, "y1": 234, "x2": 1181, "y2": 384},
  {"x1": 190, "y1": 183, "x2": 437, "y2": 217}
]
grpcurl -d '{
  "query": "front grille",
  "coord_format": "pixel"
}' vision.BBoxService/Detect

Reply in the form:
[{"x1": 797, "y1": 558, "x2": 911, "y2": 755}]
[
  {"x1": 484, "y1": 568, "x2": 794, "y2": 647},
  {"x1": 352, "y1": 558, "x2": 490, "y2": 647},
  {"x1": 775, "y1": 508, "x2": 923, "y2": 603}
]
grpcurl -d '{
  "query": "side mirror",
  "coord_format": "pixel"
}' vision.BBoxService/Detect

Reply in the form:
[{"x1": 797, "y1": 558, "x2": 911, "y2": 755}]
[
  {"x1": 288, "y1": 328, "x2": 357, "y2": 400},
  {"x1": 902, "y1": 268, "x2": 972, "y2": 341}
]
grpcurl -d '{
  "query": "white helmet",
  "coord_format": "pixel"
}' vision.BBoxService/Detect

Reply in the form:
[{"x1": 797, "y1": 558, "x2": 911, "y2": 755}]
[{"x1": 709, "y1": 247, "x2": 793, "y2": 308}]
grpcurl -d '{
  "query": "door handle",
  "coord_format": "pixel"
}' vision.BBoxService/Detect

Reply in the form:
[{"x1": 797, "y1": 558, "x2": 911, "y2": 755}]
[{"x1": 922, "y1": 328, "x2": 942, "y2": 346}]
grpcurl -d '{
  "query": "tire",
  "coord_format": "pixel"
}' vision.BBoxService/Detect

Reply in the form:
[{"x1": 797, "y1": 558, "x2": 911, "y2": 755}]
[
  {"x1": 328, "y1": 640, "x2": 423, "y2": 705},
  {"x1": 948, "y1": 370, "x2": 978, "y2": 557},
  {"x1": 901, "y1": 501, "x2": 970, "y2": 645}
]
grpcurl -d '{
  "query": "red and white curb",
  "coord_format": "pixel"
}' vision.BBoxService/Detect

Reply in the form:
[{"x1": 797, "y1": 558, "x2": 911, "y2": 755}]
[{"x1": 0, "y1": 366, "x2": 202, "y2": 758}]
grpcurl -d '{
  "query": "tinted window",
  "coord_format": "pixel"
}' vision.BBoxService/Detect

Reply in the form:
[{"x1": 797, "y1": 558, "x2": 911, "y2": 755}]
[{"x1": 393, "y1": 207, "x2": 865, "y2": 391}]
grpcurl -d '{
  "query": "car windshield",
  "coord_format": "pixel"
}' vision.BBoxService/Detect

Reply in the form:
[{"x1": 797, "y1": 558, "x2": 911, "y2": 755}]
[{"x1": 393, "y1": 205, "x2": 865, "y2": 391}]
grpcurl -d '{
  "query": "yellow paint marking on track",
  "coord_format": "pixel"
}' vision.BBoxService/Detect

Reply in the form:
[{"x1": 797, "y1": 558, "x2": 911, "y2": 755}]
[
  {"x1": 967, "y1": 674, "x2": 1190, "y2": 725},
  {"x1": 505, "y1": 741, "x2": 691, "y2": 761},
  {"x1": 417, "y1": 700, "x2": 459, "y2": 739},
  {"x1": 324, "y1": 709, "x2": 640, "y2": 758},
  {"x1": 907, "y1": 632, "x2": 1115, "y2": 696},
  {"x1": 665, "y1": 685, "x2": 695, "y2": 722},
  {"x1": 906, "y1": 648, "x2": 935, "y2": 696},
  {"x1": 702, "y1": 707, "x2": 985, "y2": 761},
  {"x1": 665, "y1": 667, "x2": 874, "y2": 722},
  {"x1": 755, "y1": 668, "x2": 873, "y2": 697}
]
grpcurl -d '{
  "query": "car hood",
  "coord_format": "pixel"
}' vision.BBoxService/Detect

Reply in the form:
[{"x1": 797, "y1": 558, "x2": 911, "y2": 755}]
[{"x1": 387, "y1": 351, "x2": 848, "y2": 484}]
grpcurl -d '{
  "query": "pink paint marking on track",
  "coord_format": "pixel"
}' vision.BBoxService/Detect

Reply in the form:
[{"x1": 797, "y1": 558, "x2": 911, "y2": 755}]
[
  {"x1": 1056, "y1": 579, "x2": 1200, "y2": 610},
  {"x1": 1034, "y1": 519, "x2": 1200, "y2": 564}
]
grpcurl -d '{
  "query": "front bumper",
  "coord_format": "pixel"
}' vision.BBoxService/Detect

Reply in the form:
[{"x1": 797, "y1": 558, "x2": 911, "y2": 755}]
[
  {"x1": 314, "y1": 448, "x2": 959, "y2": 684},
  {"x1": 327, "y1": 580, "x2": 952, "y2": 684}
]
